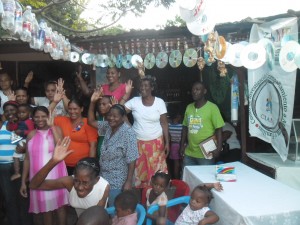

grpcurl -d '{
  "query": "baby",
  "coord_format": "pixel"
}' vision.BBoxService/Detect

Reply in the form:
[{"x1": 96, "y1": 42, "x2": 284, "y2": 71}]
[
  {"x1": 112, "y1": 190, "x2": 138, "y2": 225},
  {"x1": 11, "y1": 104, "x2": 34, "y2": 180},
  {"x1": 175, "y1": 183, "x2": 223, "y2": 225}
]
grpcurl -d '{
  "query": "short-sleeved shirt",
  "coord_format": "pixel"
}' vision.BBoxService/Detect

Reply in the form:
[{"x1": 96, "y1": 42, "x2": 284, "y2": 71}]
[
  {"x1": 183, "y1": 101, "x2": 224, "y2": 158},
  {"x1": 175, "y1": 205, "x2": 210, "y2": 225},
  {"x1": 169, "y1": 123, "x2": 183, "y2": 143},
  {"x1": 0, "y1": 121, "x2": 17, "y2": 163},
  {"x1": 54, "y1": 117, "x2": 98, "y2": 167},
  {"x1": 112, "y1": 212, "x2": 138, "y2": 225},
  {"x1": 102, "y1": 83, "x2": 126, "y2": 102},
  {"x1": 125, "y1": 97, "x2": 167, "y2": 141},
  {"x1": 146, "y1": 188, "x2": 168, "y2": 208},
  {"x1": 98, "y1": 121, "x2": 139, "y2": 189},
  {"x1": 34, "y1": 97, "x2": 67, "y2": 116}
]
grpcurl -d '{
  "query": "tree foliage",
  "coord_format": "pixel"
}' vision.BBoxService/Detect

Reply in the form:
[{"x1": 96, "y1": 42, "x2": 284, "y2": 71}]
[{"x1": 18, "y1": 0, "x2": 176, "y2": 36}]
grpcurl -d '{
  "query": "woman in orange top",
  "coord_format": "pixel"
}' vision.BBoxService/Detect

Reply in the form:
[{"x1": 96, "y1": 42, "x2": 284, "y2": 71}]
[{"x1": 54, "y1": 99, "x2": 98, "y2": 175}]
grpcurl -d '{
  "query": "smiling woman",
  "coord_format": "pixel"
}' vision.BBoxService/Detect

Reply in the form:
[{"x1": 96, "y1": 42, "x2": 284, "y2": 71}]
[
  {"x1": 29, "y1": 137, "x2": 110, "y2": 218},
  {"x1": 54, "y1": 99, "x2": 98, "y2": 175},
  {"x1": 88, "y1": 90, "x2": 139, "y2": 207}
]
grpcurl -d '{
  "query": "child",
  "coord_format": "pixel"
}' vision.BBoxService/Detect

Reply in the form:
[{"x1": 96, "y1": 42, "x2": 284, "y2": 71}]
[
  {"x1": 146, "y1": 171, "x2": 171, "y2": 225},
  {"x1": 11, "y1": 104, "x2": 34, "y2": 180},
  {"x1": 112, "y1": 190, "x2": 138, "y2": 225},
  {"x1": 175, "y1": 183, "x2": 223, "y2": 225},
  {"x1": 168, "y1": 112, "x2": 183, "y2": 179},
  {"x1": 76, "y1": 205, "x2": 110, "y2": 225}
]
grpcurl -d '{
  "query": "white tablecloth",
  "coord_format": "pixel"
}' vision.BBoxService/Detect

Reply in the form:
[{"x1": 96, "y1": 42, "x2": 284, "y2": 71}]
[
  {"x1": 247, "y1": 153, "x2": 300, "y2": 191},
  {"x1": 183, "y1": 162, "x2": 300, "y2": 225}
]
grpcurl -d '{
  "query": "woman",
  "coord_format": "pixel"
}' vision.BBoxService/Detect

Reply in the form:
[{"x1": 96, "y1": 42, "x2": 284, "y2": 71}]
[
  {"x1": 124, "y1": 75, "x2": 169, "y2": 188},
  {"x1": 88, "y1": 90, "x2": 139, "y2": 206},
  {"x1": 101, "y1": 67, "x2": 133, "y2": 103},
  {"x1": 20, "y1": 106, "x2": 68, "y2": 225},
  {"x1": 53, "y1": 98, "x2": 98, "y2": 175},
  {"x1": 29, "y1": 137, "x2": 110, "y2": 217},
  {"x1": 0, "y1": 101, "x2": 32, "y2": 225}
]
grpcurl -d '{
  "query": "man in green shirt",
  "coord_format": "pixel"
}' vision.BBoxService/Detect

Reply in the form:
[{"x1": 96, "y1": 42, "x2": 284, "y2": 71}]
[{"x1": 180, "y1": 81, "x2": 224, "y2": 166}]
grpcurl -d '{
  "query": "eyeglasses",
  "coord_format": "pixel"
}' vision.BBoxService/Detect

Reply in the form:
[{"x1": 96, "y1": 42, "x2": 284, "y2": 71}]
[{"x1": 77, "y1": 160, "x2": 100, "y2": 173}]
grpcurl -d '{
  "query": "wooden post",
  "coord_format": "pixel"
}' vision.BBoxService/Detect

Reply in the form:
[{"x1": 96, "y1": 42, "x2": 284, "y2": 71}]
[{"x1": 234, "y1": 67, "x2": 248, "y2": 163}]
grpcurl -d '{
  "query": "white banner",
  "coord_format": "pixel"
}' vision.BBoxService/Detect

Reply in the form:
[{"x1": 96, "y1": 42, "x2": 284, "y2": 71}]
[{"x1": 248, "y1": 17, "x2": 298, "y2": 161}]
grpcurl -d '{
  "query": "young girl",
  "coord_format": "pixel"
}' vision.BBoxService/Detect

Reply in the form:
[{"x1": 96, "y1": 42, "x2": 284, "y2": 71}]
[
  {"x1": 146, "y1": 171, "x2": 171, "y2": 225},
  {"x1": 175, "y1": 183, "x2": 223, "y2": 225}
]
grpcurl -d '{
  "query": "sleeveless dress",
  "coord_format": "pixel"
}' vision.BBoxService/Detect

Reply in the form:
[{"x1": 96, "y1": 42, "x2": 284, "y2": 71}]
[{"x1": 28, "y1": 129, "x2": 69, "y2": 213}]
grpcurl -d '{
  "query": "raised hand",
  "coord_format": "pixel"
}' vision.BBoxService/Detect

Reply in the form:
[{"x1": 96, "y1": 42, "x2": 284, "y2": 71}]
[
  {"x1": 25, "y1": 71, "x2": 34, "y2": 84},
  {"x1": 57, "y1": 78, "x2": 64, "y2": 93},
  {"x1": 46, "y1": 110, "x2": 55, "y2": 127},
  {"x1": 91, "y1": 88, "x2": 103, "y2": 103},
  {"x1": 53, "y1": 88, "x2": 64, "y2": 103},
  {"x1": 110, "y1": 96, "x2": 118, "y2": 105},
  {"x1": 125, "y1": 79, "x2": 133, "y2": 94},
  {"x1": 7, "y1": 90, "x2": 16, "y2": 101},
  {"x1": 52, "y1": 137, "x2": 73, "y2": 163},
  {"x1": 76, "y1": 64, "x2": 83, "y2": 79}
]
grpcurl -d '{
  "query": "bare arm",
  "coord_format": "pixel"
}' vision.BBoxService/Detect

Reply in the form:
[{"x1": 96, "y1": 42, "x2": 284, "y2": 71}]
[
  {"x1": 24, "y1": 71, "x2": 33, "y2": 88},
  {"x1": 87, "y1": 89, "x2": 103, "y2": 129},
  {"x1": 212, "y1": 127, "x2": 223, "y2": 158},
  {"x1": 123, "y1": 160, "x2": 136, "y2": 190},
  {"x1": 179, "y1": 126, "x2": 188, "y2": 157},
  {"x1": 119, "y1": 80, "x2": 133, "y2": 105},
  {"x1": 76, "y1": 65, "x2": 92, "y2": 97},
  {"x1": 199, "y1": 210, "x2": 219, "y2": 225},
  {"x1": 160, "y1": 113, "x2": 170, "y2": 155},
  {"x1": 97, "y1": 184, "x2": 110, "y2": 207},
  {"x1": 89, "y1": 141, "x2": 97, "y2": 158}
]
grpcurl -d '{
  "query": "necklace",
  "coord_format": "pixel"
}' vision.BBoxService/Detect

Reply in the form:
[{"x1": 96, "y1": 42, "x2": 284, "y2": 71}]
[{"x1": 72, "y1": 120, "x2": 84, "y2": 132}]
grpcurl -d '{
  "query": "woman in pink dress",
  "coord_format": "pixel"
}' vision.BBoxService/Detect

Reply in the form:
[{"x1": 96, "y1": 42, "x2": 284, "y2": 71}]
[{"x1": 20, "y1": 106, "x2": 68, "y2": 225}]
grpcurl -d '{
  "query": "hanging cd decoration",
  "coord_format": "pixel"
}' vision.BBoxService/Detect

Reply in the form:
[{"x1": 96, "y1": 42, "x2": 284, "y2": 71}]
[
  {"x1": 81, "y1": 53, "x2": 95, "y2": 65},
  {"x1": 279, "y1": 40, "x2": 300, "y2": 72},
  {"x1": 183, "y1": 48, "x2": 198, "y2": 67},
  {"x1": 108, "y1": 54, "x2": 116, "y2": 67},
  {"x1": 258, "y1": 38, "x2": 275, "y2": 71},
  {"x1": 116, "y1": 54, "x2": 123, "y2": 68},
  {"x1": 122, "y1": 54, "x2": 133, "y2": 69},
  {"x1": 94, "y1": 54, "x2": 102, "y2": 67},
  {"x1": 169, "y1": 50, "x2": 182, "y2": 68},
  {"x1": 144, "y1": 53, "x2": 156, "y2": 69},
  {"x1": 156, "y1": 52, "x2": 168, "y2": 68},
  {"x1": 179, "y1": 0, "x2": 207, "y2": 23},
  {"x1": 98, "y1": 54, "x2": 109, "y2": 68},
  {"x1": 240, "y1": 43, "x2": 266, "y2": 69},
  {"x1": 227, "y1": 42, "x2": 248, "y2": 67},
  {"x1": 294, "y1": 47, "x2": 300, "y2": 69},
  {"x1": 70, "y1": 52, "x2": 80, "y2": 63},
  {"x1": 131, "y1": 54, "x2": 143, "y2": 68}
]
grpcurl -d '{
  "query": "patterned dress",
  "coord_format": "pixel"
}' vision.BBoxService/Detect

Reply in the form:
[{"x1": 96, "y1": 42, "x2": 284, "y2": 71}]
[{"x1": 28, "y1": 129, "x2": 69, "y2": 213}]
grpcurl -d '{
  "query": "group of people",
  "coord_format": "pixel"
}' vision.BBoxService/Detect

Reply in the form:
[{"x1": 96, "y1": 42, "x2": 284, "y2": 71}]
[{"x1": 0, "y1": 65, "x2": 241, "y2": 225}]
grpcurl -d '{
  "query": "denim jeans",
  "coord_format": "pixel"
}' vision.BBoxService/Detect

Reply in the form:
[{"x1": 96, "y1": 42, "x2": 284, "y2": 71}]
[
  {"x1": 0, "y1": 163, "x2": 32, "y2": 225},
  {"x1": 183, "y1": 155, "x2": 215, "y2": 167}
]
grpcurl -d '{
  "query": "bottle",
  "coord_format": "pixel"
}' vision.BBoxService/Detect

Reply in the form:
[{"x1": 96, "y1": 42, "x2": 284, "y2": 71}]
[
  {"x1": 36, "y1": 19, "x2": 46, "y2": 51},
  {"x1": 43, "y1": 26, "x2": 53, "y2": 53},
  {"x1": 29, "y1": 14, "x2": 39, "y2": 49},
  {"x1": 13, "y1": 1, "x2": 22, "y2": 36},
  {"x1": 0, "y1": 0, "x2": 4, "y2": 18},
  {"x1": 20, "y1": 6, "x2": 32, "y2": 42},
  {"x1": 1, "y1": 0, "x2": 16, "y2": 32}
]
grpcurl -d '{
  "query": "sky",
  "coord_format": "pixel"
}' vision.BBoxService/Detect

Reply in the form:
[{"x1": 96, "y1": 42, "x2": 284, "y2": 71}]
[{"x1": 82, "y1": 0, "x2": 299, "y2": 30}]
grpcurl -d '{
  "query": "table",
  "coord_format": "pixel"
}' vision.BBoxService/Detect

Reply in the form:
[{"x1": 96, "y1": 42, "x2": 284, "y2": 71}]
[
  {"x1": 183, "y1": 162, "x2": 300, "y2": 225},
  {"x1": 247, "y1": 153, "x2": 300, "y2": 191}
]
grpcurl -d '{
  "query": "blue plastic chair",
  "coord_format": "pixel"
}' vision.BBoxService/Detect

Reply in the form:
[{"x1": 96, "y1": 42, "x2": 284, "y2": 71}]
[
  {"x1": 146, "y1": 196, "x2": 190, "y2": 225},
  {"x1": 106, "y1": 203, "x2": 146, "y2": 225}
]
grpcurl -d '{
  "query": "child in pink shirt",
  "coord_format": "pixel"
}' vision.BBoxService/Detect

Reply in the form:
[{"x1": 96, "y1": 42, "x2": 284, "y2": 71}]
[{"x1": 112, "y1": 190, "x2": 138, "y2": 225}]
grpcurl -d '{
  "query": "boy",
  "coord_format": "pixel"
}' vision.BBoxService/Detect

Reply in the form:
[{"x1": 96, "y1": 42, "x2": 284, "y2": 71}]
[{"x1": 112, "y1": 190, "x2": 138, "y2": 225}]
